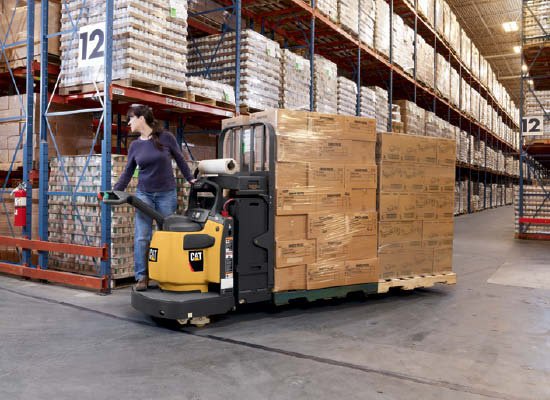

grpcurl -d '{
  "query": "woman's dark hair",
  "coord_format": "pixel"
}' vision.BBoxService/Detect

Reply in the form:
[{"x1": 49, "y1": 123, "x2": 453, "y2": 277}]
[{"x1": 127, "y1": 104, "x2": 163, "y2": 150}]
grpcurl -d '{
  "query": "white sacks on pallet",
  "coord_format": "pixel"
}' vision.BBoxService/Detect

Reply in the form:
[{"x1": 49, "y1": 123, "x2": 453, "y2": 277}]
[
  {"x1": 187, "y1": 29, "x2": 281, "y2": 110},
  {"x1": 337, "y1": 76, "x2": 357, "y2": 116},
  {"x1": 370, "y1": 86, "x2": 388, "y2": 132},
  {"x1": 59, "y1": 0, "x2": 188, "y2": 90},
  {"x1": 360, "y1": 86, "x2": 376, "y2": 119},
  {"x1": 338, "y1": 0, "x2": 359, "y2": 35},
  {"x1": 359, "y1": 0, "x2": 375, "y2": 47},
  {"x1": 186, "y1": 76, "x2": 236, "y2": 105},
  {"x1": 392, "y1": 14, "x2": 414, "y2": 74},
  {"x1": 416, "y1": 35, "x2": 434, "y2": 88},
  {"x1": 317, "y1": 0, "x2": 339, "y2": 22},
  {"x1": 281, "y1": 49, "x2": 311, "y2": 111},
  {"x1": 313, "y1": 55, "x2": 338, "y2": 114},
  {"x1": 374, "y1": 0, "x2": 390, "y2": 57}
]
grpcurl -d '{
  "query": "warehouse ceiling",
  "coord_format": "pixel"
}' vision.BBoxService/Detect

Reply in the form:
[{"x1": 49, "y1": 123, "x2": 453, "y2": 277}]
[{"x1": 447, "y1": 0, "x2": 521, "y2": 105}]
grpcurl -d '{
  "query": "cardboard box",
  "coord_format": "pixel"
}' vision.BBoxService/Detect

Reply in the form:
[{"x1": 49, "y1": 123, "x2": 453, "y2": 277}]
[
  {"x1": 307, "y1": 262, "x2": 346, "y2": 290},
  {"x1": 344, "y1": 258, "x2": 379, "y2": 285},
  {"x1": 277, "y1": 188, "x2": 317, "y2": 215},
  {"x1": 276, "y1": 162, "x2": 309, "y2": 188},
  {"x1": 399, "y1": 193, "x2": 417, "y2": 220},
  {"x1": 276, "y1": 239, "x2": 316, "y2": 268},
  {"x1": 417, "y1": 140, "x2": 438, "y2": 164},
  {"x1": 437, "y1": 192, "x2": 455, "y2": 219},
  {"x1": 221, "y1": 115, "x2": 250, "y2": 130},
  {"x1": 422, "y1": 221, "x2": 454, "y2": 248},
  {"x1": 316, "y1": 237, "x2": 351, "y2": 261},
  {"x1": 342, "y1": 116, "x2": 376, "y2": 141},
  {"x1": 347, "y1": 187, "x2": 377, "y2": 211},
  {"x1": 309, "y1": 163, "x2": 345, "y2": 188},
  {"x1": 377, "y1": 133, "x2": 419, "y2": 163},
  {"x1": 274, "y1": 264, "x2": 307, "y2": 292},
  {"x1": 416, "y1": 194, "x2": 437, "y2": 220},
  {"x1": 378, "y1": 221, "x2": 423, "y2": 251},
  {"x1": 433, "y1": 247, "x2": 453, "y2": 273},
  {"x1": 405, "y1": 165, "x2": 426, "y2": 192},
  {"x1": 349, "y1": 236, "x2": 378, "y2": 260},
  {"x1": 308, "y1": 212, "x2": 346, "y2": 239},
  {"x1": 308, "y1": 112, "x2": 344, "y2": 136},
  {"x1": 275, "y1": 215, "x2": 308, "y2": 240},
  {"x1": 317, "y1": 139, "x2": 352, "y2": 161},
  {"x1": 347, "y1": 211, "x2": 377, "y2": 236},
  {"x1": 277, "y1": 136, "x2": 320, "y2": 163},
  {"x1": 437, "y1": 139, "x2": 456, "y2": 166},
  {"x1": 379, "y1": 192, "x2": 401, "y2": 221},
  {"x1": 349, "y1": 140, "x2": 376, "y2": 163},
  {"x1": 345, "y1": 164, "x2": 377, "y2": 189},
  {"x1": 317, "y1": 190, "x2": 348, "y2": 212},
  {"x1": 250, "y1": 109, "x2": 309, "y2": 134},
  {"x1": 379, "y1": 162, "x2": 405, "y2": 192},
  {"x1": 379, "y1": 249, "x2": 433, "y2": 279}
]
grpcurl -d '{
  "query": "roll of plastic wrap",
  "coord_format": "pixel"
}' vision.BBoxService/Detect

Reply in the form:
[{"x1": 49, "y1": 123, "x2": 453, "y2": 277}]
[{"x1": 198, "y1": 158, "x2": 238, "y2": 175}]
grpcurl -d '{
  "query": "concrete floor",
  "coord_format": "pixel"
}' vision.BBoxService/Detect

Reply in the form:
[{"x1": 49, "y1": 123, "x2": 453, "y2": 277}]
[{"x1": 0, "y1": 205, "x2": 549, "y2": 400}]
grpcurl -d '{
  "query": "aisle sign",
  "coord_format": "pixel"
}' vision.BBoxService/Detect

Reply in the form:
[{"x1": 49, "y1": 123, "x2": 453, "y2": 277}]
[
  {"x1": 522, "y1": 116, "x2": 544, "y2": 136},
  {"x1": 78, "y1": 23, "x2": 105, "y2": 67}
]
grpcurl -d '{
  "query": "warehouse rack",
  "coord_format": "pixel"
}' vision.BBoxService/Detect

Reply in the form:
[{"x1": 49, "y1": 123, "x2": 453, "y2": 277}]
[
  {"x1": 0, "y1": 0, "x2": 236, "y2": 290},
  {"x1": 0, "y1": 0, "x2": 526, "y2": 289},
  {"x1": 517, "y1": 0, "x2": 550, "y2": 240}
]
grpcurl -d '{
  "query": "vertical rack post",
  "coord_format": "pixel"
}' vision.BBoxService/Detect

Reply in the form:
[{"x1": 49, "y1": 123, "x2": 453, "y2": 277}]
[
  {"x1": 388, "y1": 0, "x2": 393, "y2": 131},
  {"x1": 310, "y1": 0, "x2": 316, "y2": 112},
  {"x1": 38, "y1": 0, "x2": 49, "y2": 269},
  {"x1": 235, "y1": 0, "x2": 242, "y2": 111},
  {"x1": 100, "y1": 0, "x2": 114, "y2": 288},
  {"x1": 22, "y1": 0, "x2": 36, "y2": 266}
]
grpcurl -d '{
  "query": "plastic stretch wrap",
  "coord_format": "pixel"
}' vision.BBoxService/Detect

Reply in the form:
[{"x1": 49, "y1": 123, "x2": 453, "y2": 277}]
[
  {"x1": 395, "y1": 100, "x2": 425, "y2": 136},
  {"x1": 337, "y1": 76, "x2": 358, "y2": 116},
  {"x1": 377, "y1": 133, "x2": 455, "y2": 278},
  {"x1": 223, "y1": 109, "x2": 378, "y2": 291},
  {"x1": 281, "y1": 50, "x2": 311, "y2": 111},
  {"x1": 59, "y1": 0, "x2": 188, "y2": 90},
  {"x1": 359, "y1": 0, "x2": 376, "y2": 47},
  {"x1": 338, "y1": 0, "x2": 359, "y2": 35},
  {"x1": 313, "y1": 55, "x2": 338, "y2": 114},
  {"x1": 360, "y1": 86, "x2": 376, "y2": 119},
  {"x1": 374, "y1": 0, "x2": 390, "y2": 57},
  {"x1": 186, "y1": 77, "x2": 236, "y2": 105}
]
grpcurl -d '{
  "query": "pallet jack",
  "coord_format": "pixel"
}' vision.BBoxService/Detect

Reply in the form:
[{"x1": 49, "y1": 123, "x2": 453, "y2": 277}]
[{"x1": 101, "y1": 123, "x2": 276, "y2": 326}]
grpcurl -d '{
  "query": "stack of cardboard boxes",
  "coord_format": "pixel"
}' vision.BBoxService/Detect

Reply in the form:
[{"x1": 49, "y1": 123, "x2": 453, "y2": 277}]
[
  {"x1": 247, "y1": 109, "x2": 379, "y2": 292},
  {"x1": 377, "y1": 132, "x2": 455, "y2": 279}
]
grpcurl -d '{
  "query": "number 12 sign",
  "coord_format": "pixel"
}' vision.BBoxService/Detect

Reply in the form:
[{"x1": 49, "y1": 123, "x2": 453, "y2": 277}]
[{"x1": 78, "y1": 23, "x2": 105, "y2": 67}]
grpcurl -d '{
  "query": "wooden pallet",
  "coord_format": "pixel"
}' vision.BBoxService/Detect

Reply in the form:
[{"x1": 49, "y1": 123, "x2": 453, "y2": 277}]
[
  {"x1": 59, "y1": 78, "x2": 185, "y2": 97},
  {"x1": 184, "y1": 92, "x2": 235, "y2": 109},
  {"x1": 239, "y1": 104, "x2": 263, "y2": 115},
  {"x1": 378, "y1": 272, "x2": 457, "y2": 294},
  {"x1": 273, "y1": 282, "x2": 379, "y2": 306}
]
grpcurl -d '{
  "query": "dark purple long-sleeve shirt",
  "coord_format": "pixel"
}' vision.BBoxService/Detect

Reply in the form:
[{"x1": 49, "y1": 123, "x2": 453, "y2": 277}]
[{"x1": 114, "y1": 130, "x2": 193, "y2": 192}]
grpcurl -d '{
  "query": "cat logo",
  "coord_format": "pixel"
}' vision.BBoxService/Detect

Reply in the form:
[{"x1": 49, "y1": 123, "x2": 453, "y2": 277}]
[
  {"x1": 148, "y1": 248, "x2": 158, "y2": 262},
  {"x1": 188, "y1": 250, "x2": 204, "y2": 272}
]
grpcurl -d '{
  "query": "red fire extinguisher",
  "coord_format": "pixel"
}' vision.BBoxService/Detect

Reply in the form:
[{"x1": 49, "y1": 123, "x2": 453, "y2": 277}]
[{"x1": 11, "y1": 183, "x2": 27, "y2": 227}]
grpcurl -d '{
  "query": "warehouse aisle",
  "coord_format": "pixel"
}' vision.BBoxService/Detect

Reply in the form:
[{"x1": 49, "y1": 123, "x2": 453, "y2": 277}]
[{"x1": 0, "y1": 205, "x2": 549, "y2": 400}]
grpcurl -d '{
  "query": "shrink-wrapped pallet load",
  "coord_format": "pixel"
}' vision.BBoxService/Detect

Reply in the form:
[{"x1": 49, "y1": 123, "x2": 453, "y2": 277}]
[
  {"x1": 243, "y1": 109, "x2": 378, "y2": 292},
  {"x1": 317, "y1": 0, "x2": 339, "y2": 23},
  {"x1": 435, "y1": 54, "x2": 450, "y2": 100},
  {"x1": 59, "y1": 0, "x2": 188, "y2": 91},
  {"x1": 337, "y1": 76, "x2": 358, "y2": 116},
  {"x1": 188, "y1": 29, "x2": 282, "y2": 110},
  {"x1": 395, "y1": 100, "x2": 425, "y2": 136},
  {"x1": 417, "y1": 0, "x2": 435, "y2": 26},
  {"x1": 393, "y1": 15, "x2": 415, "y2": 74},
  {"x1": 377, "y1": 132, "x2": 455, "y2": 279},
  {"x1": 360, "y1": 87, "x2": 377, "y2": 119},
  {"x1": 359, "y1": 0, "x2": 376, "y2": 47},
  {"x1": 374, "y1": 0, "x2": 390, "y2": 57},
  {"x1": 313, "y1": 55, "x2": 338, "y2": 114},
  {"x1": 186, "y1": 77, "x2": 236, "y2": 105},
  {"x1": 338, "y1": 0, "x2": 359, "y2": 35},
  {"x1": 0, "y1": 0, "x2": 60, "y2": 71},
  {"x1": 281, "y1": 50, "x2": 311, "y2": 111},
  {"x1": 371, "y1": 86, "x2": 389, "y2": 133},
  {"x1": 417, "y1": 35, "x2": 435, "y2": 88}
]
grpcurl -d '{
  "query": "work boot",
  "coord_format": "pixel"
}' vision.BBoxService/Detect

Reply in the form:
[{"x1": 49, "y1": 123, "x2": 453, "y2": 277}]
[{"x1": 135, "y1": 277, "x2": 148, "y2": 291}]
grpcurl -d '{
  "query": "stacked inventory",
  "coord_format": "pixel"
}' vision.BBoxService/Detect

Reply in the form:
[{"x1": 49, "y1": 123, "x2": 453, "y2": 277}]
[
  {"x1": 337, "y1": 77, "x2": 358, "y2": 116},
  {"x1": 456, "y1": 129, "x2": 469, "y2": 163},
  {"x1": 249, "y1": 109, "x2": 379, "y2": 291},
  {"x1": 378, "y1": 133, "x2": 455, "y2": 278},
  {"x1": 417, "y1": 0, "x2": 434, "y2": 26},
  {"x1": 48, "y1": 156, "x2": 137, "y2": 277},
  {"x1": 515, "y1": 185, "x2": 550, "y2": 236},
  {"x1": 0, "y1": 0, "x2": 61, "y2": 71},
  {"x1": 186, "y1": 77, "x2": 236, "y2": 105},
  {"x1": 188, "y1": 30, "x2": 281, "y2": 110},
  {"x1": 374, "y1": 0, "x2": 390, "y2": 57},
  {"x1": 359, "y1": 0, "x2": 376, "y2": 47},
  {"x1": 48, "y1": 155, "x2": 196, "y2": 278},
  {"x1": 372, "y1": 86, "x2": 389, "y2": 132},
  {"x1": 317, "y1": 0, "x2": 338, "y2": 23},
  {"x1": 435, "y1": 54, "x2": 450, "y2": 100},
  {"x1": 360, "y1": 86, "x2": 376, "y2": 119},
  {"x1": 450, "y1": 67, "x2": 460, "y2": 107},
  {"x1": 281, "y1": 50, "x2": 311, "y2": 110},
  {"x1": 395, "y1": 100, "x2": 425, "y2": 136},
  {"x1": 313, "y1": 55, "x2": 338, "y2": 114},
  {"x1": 425, "y1": 112, "x2": 453, "y2": 139},
  {"x1": 524, "y1": 1, "x2": 550, "y2": 42},
  {"x1": 417, "y1": 36, "x2": 435, "y2": 88},
  {"x1": 59, "y1": 0, "x2": 188, "y2": 90},
  {"x1": 454, "y1": 180, "x2": 468, "y2": 215},
  {"x1": 339, "y1": 0, "x2": 359, "y2": 35},
  {"x1": 392, "y1": 15, "x2": 414, "y2": 74},
  {"x1": 524, "y1": 90, "x2": 550, "y2": 138}
]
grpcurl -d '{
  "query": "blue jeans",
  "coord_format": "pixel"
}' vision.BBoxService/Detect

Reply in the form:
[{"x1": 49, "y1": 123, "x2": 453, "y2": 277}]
[{"x1": 134, "y1": 189, "x2": 177, "y2": 281}]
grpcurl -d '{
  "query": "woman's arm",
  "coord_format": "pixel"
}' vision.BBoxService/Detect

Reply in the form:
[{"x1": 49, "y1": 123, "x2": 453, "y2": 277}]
[
  {"x1": 113, "y1": 144, "x2": 137, "y2": 191},
  {"x1": 165, "y1": 131, "x2": 194, "y2": 182}
]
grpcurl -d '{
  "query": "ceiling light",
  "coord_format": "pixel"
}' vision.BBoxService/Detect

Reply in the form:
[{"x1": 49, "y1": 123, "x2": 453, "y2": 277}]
[
  {"x1": 527, "y1": 79, "x2": 534, "y2": 85},
  {"x1": 503, "y1": 21, "x2": 519, "y2": 33},
  {"x1": 522, "y1": 64, "x2": 528, "y2": 72},
  {"x1": 513, "y1": 45, "x2": 521, "y2": 53}
]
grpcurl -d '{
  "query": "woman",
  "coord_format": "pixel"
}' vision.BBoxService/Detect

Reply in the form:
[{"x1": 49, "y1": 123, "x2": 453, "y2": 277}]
[{"x1": 113, "y1": 104, "x2": 195, "y2": 291}]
